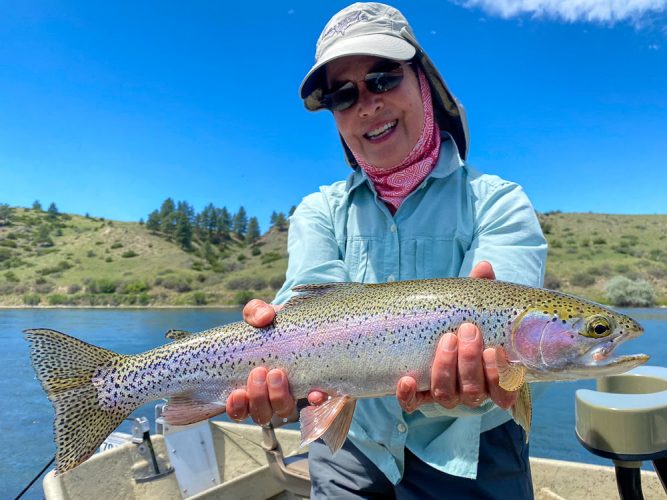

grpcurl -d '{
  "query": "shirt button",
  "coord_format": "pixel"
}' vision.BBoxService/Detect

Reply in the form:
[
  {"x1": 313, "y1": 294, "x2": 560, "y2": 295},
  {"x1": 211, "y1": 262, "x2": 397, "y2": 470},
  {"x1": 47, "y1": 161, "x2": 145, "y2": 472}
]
[
  {"x1": 387, "y1": 275, "x2": 395, "y2": 282},
  {"x1": 397, "y1": 423, "x2": 407, "y2": 433},
  {"x1": 390, "y1": 224, "x2": 397, "y2": 233}
]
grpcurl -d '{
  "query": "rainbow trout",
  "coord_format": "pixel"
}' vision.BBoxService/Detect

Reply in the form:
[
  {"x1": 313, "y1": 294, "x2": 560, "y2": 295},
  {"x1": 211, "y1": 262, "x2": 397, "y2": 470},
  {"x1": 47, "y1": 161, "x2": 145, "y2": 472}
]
[{"x1": 25, "y1": 278, "x2": 648, "y2": 473}]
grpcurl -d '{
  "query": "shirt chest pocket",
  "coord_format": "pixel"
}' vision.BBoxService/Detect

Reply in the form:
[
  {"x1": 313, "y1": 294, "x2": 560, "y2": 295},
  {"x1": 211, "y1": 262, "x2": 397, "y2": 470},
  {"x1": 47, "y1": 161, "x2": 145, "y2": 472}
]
[
  {"x1": 343, "y1": 237, "x2": 377, "y2": 283},
  {"x1": 400, "y1": 239, "x2": 433, "y2": 279},
  {"x1": 401, "y1": 236, "x2": 472, "y2": 279},
  {"x1": 342, "y1": 234, "x2": 473, "y2": 283}
]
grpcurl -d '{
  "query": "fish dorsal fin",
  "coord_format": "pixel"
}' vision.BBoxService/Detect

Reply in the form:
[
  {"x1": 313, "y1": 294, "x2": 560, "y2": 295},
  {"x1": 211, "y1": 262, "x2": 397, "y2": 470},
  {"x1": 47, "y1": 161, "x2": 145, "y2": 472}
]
[
  {"x1": 511, "y1": 383, "x2": 532, "y2": 442},
  {"x1": 299, "y1": 395, "x2": 357, "y2": 453},
  {"x1": 165, "y1": 329, "x2": 193, "y2": 341},
  {"x1": 283, "y1": 282, "x2": 361, "y2": 309},
  {"x1": 163, "y1": 393, "x2": 226, "y2": 425}
]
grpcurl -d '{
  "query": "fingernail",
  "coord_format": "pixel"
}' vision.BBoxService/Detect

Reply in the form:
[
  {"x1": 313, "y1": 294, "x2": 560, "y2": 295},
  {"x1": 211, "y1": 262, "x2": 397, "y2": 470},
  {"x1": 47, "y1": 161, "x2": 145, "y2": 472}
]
[
  {"x1": 483, "y1": 349, "x2": 497, "y2": 369},
  {"x1": 459, "y1": 324, "x2": 477, "y2": 341},
  {"x1": 399, "y1": 380, "x2": 416, "y2": 411},
  {"x1": 252, "y1": 370, "x2": 266, "y2": 385},
  {"x1": 268, "y1": 371, "x2": 283, "y2": 387},
  {"x1": 441, "y1": 333, "x2": 457, "y2": 351}
]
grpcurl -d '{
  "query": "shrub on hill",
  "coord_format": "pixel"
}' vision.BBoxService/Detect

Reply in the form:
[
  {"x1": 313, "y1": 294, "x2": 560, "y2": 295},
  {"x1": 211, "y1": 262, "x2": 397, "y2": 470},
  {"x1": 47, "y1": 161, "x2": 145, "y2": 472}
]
[
  {"x1": 227, "y1": 276, "x2": 267, "y2": 290},
  {"x1": 23, "y1": 294, "x2": 40, "y2": 305},
  {"x1": 571, "y1": 271, "x2": 596, "y2": 287},
  {"x1": 86, "y1": 278, "x2": 118, "y2": 294},
  {"x1": 604, "y1": 276, "x2": 656, "y2": 307}
]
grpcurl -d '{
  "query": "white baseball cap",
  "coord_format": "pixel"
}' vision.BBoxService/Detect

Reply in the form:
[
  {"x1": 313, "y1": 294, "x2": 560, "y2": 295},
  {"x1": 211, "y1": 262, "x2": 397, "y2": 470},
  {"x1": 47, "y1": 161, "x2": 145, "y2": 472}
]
[{"x1": 300, "y1": 2, "x2": 470, "y2": 161}]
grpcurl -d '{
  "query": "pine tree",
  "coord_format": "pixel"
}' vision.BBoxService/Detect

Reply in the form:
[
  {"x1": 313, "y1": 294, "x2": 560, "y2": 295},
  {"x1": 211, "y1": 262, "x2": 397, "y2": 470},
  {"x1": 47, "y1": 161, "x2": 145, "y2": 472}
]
[
  {"x1": 218, "y1": 207, "x2": 231, "y2": 237},
  {"x1": 176, "y1": 200, "x2": 195, "y2": 223},
  {"x1": 146, "y1": 210, "x2": 161, "y2": 231},
  {"x1": 175, "y1": 212, "x2": 193, "y2": 250},
  {"x1": 32, "y1": 200, "x2": 42, "y2": 211},
  {"x1": 0, "y1": 204, "x2": 11, "y2": 226},
  {"x1": 159, "y1": 198, "x2": 177, "y2": 234},
  {"x1": 200, "y1": 203, "x2": 217, "y2": 239},
  {"x1": 232, "y1": 206, "x2": 248, "y2": 237},
  {"x1": 274, "y1": 212, "x2": 287, "y2": 231},
  {"x1": 47, "y1": 202, "x2": 59, "y2": 218},
  {"x1": 246, "y1": 217, "x2": 261, "y2": 244}
]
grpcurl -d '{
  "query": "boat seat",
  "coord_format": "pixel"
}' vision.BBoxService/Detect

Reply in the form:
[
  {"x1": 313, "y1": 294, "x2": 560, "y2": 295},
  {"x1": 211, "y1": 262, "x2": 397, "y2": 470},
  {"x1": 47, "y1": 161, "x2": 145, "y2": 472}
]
[
  {"x1": 576, "y1": 365, "x2": 667, "y2": 498},
  {"x1": 261, "y1": 399, "x2": 311, "y2": 498}
]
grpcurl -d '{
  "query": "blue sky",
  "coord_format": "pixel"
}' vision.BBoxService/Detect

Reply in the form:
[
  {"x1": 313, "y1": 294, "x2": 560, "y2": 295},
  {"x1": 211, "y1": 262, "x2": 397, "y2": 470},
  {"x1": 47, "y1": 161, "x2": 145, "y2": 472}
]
[{"x1": 1, "y1": 0, "x2": 666, "y2": 231}]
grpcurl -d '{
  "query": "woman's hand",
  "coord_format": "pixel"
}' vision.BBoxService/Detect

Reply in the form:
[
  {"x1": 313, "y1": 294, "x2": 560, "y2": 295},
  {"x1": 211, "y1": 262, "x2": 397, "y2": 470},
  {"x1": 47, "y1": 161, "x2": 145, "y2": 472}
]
[
  {"x1": 395, "y1": 261, "x2": 518, "y2": 413},
  {"x1": 225, "y1": 300, "x2": 328, "y2": 424}
]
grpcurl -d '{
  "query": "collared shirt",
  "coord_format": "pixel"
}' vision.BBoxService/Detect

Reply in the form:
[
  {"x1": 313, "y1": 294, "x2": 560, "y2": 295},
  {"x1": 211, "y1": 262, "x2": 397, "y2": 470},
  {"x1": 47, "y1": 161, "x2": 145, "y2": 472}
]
[{"x1": 274, "y1": 134, "x2": 547, "y2": 483}]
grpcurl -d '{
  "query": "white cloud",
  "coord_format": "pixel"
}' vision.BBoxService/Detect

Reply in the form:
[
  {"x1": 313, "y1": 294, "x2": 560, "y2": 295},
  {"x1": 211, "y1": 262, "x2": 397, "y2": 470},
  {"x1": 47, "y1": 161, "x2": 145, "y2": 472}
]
[
  {"x1": 455, "y1": 0, "x2": 667, "y2": 24},
  {"x1": 648, "y1": 42, "x2": 661, "y2": 48}
]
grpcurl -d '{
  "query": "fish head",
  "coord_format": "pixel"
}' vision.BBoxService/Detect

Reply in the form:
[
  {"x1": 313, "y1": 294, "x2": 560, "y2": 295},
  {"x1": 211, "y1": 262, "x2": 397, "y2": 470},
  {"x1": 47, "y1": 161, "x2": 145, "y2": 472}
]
[{"x1": 509, "y1": 293, "x2": 649, "y2": 380}]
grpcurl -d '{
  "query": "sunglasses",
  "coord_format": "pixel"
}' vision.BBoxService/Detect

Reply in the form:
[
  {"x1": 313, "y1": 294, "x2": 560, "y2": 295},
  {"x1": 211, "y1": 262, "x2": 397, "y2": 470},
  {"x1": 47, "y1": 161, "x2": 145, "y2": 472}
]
[{"x1": 320, "y1": 61, "x2": 409, "y2": 112}]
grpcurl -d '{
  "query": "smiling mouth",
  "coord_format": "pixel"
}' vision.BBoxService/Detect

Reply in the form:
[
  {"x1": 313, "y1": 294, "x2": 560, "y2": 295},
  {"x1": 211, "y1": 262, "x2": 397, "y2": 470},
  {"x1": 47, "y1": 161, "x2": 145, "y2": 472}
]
[{"x1": 364, "y1": 120, "x2": 397, "y2": 140}]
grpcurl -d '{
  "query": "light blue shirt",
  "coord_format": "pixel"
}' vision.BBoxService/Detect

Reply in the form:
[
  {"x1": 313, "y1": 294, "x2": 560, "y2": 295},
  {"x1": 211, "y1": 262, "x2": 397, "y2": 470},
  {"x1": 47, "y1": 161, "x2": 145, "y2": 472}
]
[{"x1": 274, "y1": 134, "x2": 547, "y2": 483}]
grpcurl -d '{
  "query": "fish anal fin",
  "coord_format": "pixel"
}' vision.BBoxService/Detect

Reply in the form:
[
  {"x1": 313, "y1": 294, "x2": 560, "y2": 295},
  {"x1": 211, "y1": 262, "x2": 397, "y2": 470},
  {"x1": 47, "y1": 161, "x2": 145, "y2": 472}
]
[
  {"x1": 497, "y1": 355, "x2": 526, "y2": 392},
  {"x1": 165, "y1": 329, "x2": 193, "y2": 341},
  {"x1": 164, "y1": 395, "x2": 226, "y2": 425},
  {"x1": 511, "y1": 383, "x2": 532, "y2": 442},
  {"x1": 299, "y1": 395, "x2": 356, "y2": 453}
]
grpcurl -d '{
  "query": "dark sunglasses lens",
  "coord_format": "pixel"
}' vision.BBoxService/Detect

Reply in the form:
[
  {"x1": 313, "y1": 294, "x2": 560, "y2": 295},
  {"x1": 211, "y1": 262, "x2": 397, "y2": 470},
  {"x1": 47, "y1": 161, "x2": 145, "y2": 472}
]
[
  {"x1": 321, "y1": 64, "x2": 405, "y2": 111},
  {"x1": 366, "y1": 72, "x2": 403, "y2": 93},
  {"x1": 324, "y1": 82, "x2": 358, "y2": 111}
]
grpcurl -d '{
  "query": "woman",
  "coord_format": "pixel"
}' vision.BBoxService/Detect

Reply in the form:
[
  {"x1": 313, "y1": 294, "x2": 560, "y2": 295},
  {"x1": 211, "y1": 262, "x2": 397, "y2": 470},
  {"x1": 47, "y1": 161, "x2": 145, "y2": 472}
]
[{"x1": 227, "y1": 3, "x2": 546, "y2": 497}]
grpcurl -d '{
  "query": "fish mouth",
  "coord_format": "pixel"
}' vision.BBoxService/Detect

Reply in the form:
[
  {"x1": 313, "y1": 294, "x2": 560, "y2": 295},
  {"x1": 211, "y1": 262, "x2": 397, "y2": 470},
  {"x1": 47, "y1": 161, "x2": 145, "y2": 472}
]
[
  {"x1": 549, "y1": 329, "x2": 650, "y2": 380},
  {"x1": 579, "y1": 334, "x2": 649, "y2": 375}
]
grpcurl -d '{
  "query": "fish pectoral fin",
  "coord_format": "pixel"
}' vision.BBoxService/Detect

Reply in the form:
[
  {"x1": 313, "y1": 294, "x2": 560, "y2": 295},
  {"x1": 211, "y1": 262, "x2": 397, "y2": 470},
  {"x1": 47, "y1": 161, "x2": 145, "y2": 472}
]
[
  {"x1": 163, "y1": 394, "x2": 226, "y2": 425},
  {"x1": 299, "y1": 395, "x2": 356, "y2": 454},
  {"x1": 165, "y1": 329, "x2": 193, "y2": 341},
  {"x1": 510, "y1": 383, "x2": 532, "y2": 443},
  {"x1": 497, "y1": 357, "x2": 526, "y2": 392}
]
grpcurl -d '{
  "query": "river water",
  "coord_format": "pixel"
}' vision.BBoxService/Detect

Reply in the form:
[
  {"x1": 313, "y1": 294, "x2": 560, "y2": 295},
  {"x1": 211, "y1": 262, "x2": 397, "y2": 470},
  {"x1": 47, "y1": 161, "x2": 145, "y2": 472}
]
[{"x1": 2, "y1": 307, "x2": 666, "y2": 498}]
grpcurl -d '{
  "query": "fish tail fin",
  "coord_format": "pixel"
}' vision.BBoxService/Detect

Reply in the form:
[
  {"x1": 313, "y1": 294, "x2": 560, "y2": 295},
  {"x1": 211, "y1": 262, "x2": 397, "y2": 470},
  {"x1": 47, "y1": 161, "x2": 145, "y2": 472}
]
[{"x1": 24, "y1": 328, "x2": 130, "y2": 474}]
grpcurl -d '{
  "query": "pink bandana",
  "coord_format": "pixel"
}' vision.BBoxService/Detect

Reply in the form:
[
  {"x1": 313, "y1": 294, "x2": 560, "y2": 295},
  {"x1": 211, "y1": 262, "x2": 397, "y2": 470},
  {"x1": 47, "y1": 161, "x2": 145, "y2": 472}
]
[{"x1": 353, "y1": 67, "x2": 441, "y2": 214}]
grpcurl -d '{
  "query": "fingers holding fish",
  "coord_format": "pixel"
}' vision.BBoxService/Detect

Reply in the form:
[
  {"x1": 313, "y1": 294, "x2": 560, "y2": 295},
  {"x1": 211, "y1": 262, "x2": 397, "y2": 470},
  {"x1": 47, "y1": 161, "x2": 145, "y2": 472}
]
[
  {"x1": 457, "y1": 323, "x2": 488, "y2": 408},
  {"x1": 307, "y1": 390, "x2": 330, "y2": 406},
  {"x1": 396, "y1": 377, "x2": 418, "y2": 413},
  {"x1": 468, "y1": 260, "x2": 496, "y2": 280},
  {"x1": 226, "y1": 389, "x2": 250, "y2": 421},
  {"x1": 246, "y1": 367, "x2": 273, "y2": 424},
  {"x1": 430, "y1": 332, "x2": 460, "y2": 409},
  {"x1": 243, "y1": 299, "x2": 280, "y2": 327},
  {"x1": 267, "y1": 369, "x2": 297, "y2": 419},
  {"x1": 483, "y1": 348, "x2": 517, "y2": 410}
]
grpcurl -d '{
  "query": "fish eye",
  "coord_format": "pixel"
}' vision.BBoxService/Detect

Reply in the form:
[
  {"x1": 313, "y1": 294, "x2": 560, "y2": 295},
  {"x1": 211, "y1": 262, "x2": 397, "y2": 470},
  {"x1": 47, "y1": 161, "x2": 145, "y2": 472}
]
[{"x1": 584, "y1": 315, "x2": 613, "y2": 338}]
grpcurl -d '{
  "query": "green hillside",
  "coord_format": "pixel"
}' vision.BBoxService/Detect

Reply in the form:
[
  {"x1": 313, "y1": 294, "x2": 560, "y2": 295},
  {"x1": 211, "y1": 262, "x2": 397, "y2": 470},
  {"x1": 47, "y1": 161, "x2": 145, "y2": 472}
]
[
  {"x1": 539, "y1": 212, "x2": 667, "y2": 305},
  {"x1": 0, "y1": 206, "x2": 665, "y2": 307},
  {"x1": 0, "y1": 207, "x2": 288, "y2": 307}
]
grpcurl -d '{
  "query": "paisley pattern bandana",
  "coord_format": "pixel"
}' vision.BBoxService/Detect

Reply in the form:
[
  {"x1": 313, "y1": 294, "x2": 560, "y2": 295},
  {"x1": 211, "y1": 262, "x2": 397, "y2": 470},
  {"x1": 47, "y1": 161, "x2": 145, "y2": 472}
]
[{"x1": 354, "y1": 66, "x2": 441, "y2": 214}]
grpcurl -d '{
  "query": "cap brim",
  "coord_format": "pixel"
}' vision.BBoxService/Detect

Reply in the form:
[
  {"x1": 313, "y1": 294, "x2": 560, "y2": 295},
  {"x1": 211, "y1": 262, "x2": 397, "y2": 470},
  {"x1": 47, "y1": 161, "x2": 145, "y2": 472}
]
[{"x1": 299, "y1": 34, "x2": 416, "y2": 101}]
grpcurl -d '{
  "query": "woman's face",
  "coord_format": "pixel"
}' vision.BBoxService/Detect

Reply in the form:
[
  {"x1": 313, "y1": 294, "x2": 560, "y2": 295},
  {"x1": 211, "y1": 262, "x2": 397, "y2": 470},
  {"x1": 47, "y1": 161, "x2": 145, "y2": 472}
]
[{"x1": 326, "y1": 55, "x2": 424, "y2": 170}]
